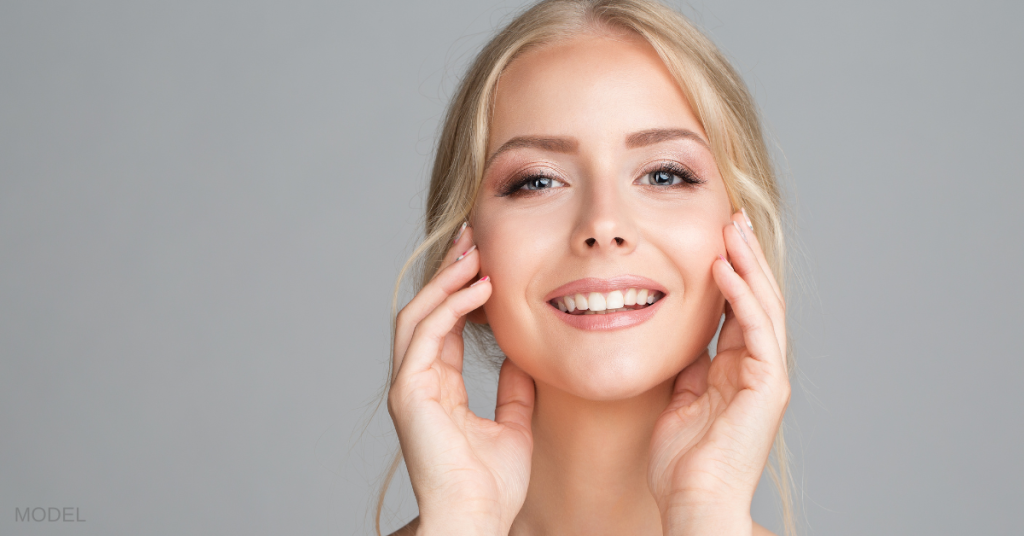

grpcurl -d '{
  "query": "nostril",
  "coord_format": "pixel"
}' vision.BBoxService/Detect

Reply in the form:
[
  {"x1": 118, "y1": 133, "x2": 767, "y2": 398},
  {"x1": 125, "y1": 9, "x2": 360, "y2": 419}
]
[
  {"x1": 585, "y1": 238, "x2": 596, "y2": 247},
  {"x1": 614, "y1": 237, "x2": 624, "y2": 246}
]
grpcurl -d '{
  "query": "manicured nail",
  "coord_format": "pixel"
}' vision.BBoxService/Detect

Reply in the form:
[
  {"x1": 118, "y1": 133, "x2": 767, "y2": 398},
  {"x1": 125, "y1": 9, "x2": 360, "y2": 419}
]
[
  {"x1": 470, "y1": 275, "x2": 490, "y2": 287},
  {"x1": 733, "y1": 220, "x2": 748, "y2": 244},
  {"x1": 455, "y1": 244, "x2": 476, "y2": 262},
  {"x1": 741, "y1": 208, "x2": 753, "y2": 231},
  {"x1": 718, "y1": 254, "x2": 733, "y2": 270},
  {"x1": 453, "y1": 221, "x2": 468, "y2": 244}
]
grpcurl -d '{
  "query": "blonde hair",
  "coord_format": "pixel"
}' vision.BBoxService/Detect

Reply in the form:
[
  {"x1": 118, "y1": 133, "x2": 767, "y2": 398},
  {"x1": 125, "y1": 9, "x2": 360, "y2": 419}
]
[{"x1": 376, "y1": 1, "x2": 797, "y2": 534}]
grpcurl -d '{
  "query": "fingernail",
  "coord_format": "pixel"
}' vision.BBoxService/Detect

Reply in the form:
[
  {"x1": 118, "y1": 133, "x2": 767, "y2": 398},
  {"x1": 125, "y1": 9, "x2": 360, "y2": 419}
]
[
  {"x1": 470, "y1": 275, "x2": 490, "y2": 287},
  {"x1": 741, "y1": 208, "x2": 753, "y2": 232},
  {"x1": 455, "y1": 244, "x2": 476, "y2": 262},
  {"x1": 453, "y1": 221, "x2": 468, "y2": 244},
  {"x1": 718, "y1": 254, "x2": 733, "y2": 270},
  {"x1": 733, "y1": 220, "x2": 748, "y2": 244}
]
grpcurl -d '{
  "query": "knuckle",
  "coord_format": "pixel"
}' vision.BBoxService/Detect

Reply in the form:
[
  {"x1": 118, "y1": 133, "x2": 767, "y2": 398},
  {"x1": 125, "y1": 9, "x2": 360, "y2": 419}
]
[
  {"x1": 395, "y1": 306, "x2": 412, "y2": 328},
  {"x1": 386, "y1": 389, "x2": 399, "y2": 418},
  {"x1": 775, "y1": 376, "x2": 792, "y2": 407},
  {"x1": 387, "y1": 380, "x2": 411, "y2": 419}
]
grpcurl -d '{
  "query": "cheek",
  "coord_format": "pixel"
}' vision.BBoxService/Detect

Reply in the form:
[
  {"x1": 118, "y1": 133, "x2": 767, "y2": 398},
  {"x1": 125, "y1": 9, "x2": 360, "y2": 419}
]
[
  {"x1": 654, "y1": 217, "x2": 723, "y2": 283},
  {"x1": 472, "y1": 205, "x2": 562, "y2": 326},
  {"x1": 642, "y1": 196, "x2": 728, "y2": 273},
  {"x1": 471, "y1": 201, "x2": 574, "y2": 379},
  {"x1": 642, "y1": 199, "x2": 729, "y2": 338}
]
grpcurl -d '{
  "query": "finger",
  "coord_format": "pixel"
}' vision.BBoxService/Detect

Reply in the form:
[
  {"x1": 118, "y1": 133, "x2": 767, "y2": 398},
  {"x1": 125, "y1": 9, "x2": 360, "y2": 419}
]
[
  {"x1": 712, "y1": 256, "x2": 785, "y2": 374},
  {"x1": 726, "y1": 216, "x2": 786, "y2": 356},
  {"x1": 667, "y1": 350, "x2": 711, "y2": 411},
  {"x1": 394, "y1": 233, "x2": 480, "y2": 371},
  {"x1": 729, "y1": 213, "x2": 780, "y2": 308},
  {"x1": 494, "y1": 358, "x2": 535, "y2": 436},
  {"x1": 397, "y1": 276, "x2": 491, "y2": 380},
  {"x1": 437, "y1": 315, "x2": 470, "y2": 374},
  {"x1": 716, "y1": 301, "x2": 744, "y2": 354},
  {"x1": 739, "y1": 208, "x2": 783, "y2": 303},
  {"x1": 436, "y1": 221, "x2": 474, "y2": 275}
]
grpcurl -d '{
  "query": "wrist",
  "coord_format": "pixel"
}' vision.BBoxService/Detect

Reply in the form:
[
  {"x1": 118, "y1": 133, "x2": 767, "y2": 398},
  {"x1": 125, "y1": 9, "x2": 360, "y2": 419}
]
[
  {"x1": 659, "y1": 499, "x2": 752, "y2": 536},
  {"x1": 416, "y1": 520, "x2": 499, "y2": 536},
  {"x1": 416, "y1": 505, "x2": 503, "y2": 536},
  {"x1": 417, "y1": 524, "x2": 497, "y2": 536}
]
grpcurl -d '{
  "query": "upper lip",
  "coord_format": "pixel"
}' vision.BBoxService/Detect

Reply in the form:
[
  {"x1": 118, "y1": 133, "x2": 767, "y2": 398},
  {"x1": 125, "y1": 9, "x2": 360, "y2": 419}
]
[{"x1": 543, "y1": 275, "x2": 668, "y2": 302}]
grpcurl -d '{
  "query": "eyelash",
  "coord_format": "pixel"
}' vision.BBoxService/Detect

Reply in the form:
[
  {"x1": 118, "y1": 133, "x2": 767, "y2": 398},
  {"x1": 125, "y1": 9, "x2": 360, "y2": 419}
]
[
  {"x1": 497, "y1": 163, "x2": 705, "y2": 197},
  {"x1": 498, "y1": 171, "x2": 564, "y2": 197},
  {"x1": 638, "y1": 162, "x2": 705, "y2": 188}
]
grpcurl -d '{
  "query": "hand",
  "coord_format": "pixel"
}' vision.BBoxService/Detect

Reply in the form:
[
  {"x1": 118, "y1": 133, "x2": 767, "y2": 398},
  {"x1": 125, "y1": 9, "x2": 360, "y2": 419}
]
[
  {"x1": 648, "y1": 210, "x2": 790, "y2": 535},
  {"x1": 388, "y1": 226, "x2": 536, "y2": 536}
]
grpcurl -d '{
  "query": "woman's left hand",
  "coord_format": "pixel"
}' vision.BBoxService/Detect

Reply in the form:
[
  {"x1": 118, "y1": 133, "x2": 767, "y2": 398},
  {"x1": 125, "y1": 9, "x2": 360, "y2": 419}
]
[{"x1": 647, "y1": 210, "x2": 790, "y2": 536}]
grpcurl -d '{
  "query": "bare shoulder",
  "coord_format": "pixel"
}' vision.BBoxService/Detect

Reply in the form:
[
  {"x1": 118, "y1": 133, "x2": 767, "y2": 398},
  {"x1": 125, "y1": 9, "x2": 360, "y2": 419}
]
[
  {"x1": 753, "y1": 520, "x2": 777, "y2": 536},
  {"x1": 388, "y1": 516, "x2": 770, "y2": 535},
  {"x1": 387, "y1": 516, "x2": 419, "y2": 536}
]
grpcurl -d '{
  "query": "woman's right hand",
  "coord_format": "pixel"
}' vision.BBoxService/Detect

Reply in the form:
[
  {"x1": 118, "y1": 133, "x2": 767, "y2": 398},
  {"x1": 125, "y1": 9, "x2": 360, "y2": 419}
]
[{"x1": 388, "y1": 225, "x2": 536, "y2": 536}]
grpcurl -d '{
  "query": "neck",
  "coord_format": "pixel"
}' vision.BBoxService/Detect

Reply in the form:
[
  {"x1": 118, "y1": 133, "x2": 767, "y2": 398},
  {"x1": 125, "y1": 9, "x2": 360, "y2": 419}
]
[{"x1": 512, "y1": 378, "x2": 674, "y2": 536}]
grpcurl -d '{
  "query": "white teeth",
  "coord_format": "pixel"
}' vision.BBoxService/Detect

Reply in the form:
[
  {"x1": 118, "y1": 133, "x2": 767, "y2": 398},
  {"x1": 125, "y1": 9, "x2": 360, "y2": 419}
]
[{"x1": 555, "y1": 288, "x2": 662, "y2": 314}]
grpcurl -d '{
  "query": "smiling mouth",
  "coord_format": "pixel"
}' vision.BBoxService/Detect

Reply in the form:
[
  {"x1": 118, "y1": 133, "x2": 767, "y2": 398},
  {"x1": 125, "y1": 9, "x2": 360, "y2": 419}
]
[{"x1": 549, "y1": 288, "x2": 665, "y2": 315}]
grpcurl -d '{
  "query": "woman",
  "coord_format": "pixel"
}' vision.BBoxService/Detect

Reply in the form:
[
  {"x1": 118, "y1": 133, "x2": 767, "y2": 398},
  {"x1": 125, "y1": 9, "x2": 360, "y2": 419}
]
[{"x1": 380, "y1": 0, "x2": 795, "y2": 534}]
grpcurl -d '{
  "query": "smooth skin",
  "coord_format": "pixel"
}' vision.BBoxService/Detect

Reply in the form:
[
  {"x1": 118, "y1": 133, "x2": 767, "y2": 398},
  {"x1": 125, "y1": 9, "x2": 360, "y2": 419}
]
[{"x1": 387, "y1": 27, "x2": 788, "y2": 536}]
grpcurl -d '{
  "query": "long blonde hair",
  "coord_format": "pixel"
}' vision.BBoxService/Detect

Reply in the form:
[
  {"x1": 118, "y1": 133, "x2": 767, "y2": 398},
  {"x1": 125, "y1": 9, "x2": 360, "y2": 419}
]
[{"x1": 377, "y1": 1, "x2": 797, "y2": 534}]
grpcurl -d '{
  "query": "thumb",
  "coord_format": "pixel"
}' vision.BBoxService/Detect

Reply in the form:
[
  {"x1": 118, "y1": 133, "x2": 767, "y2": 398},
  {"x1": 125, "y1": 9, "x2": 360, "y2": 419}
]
[{"x1": 494, "y1": 358, "x2": 535, "y2": 436}]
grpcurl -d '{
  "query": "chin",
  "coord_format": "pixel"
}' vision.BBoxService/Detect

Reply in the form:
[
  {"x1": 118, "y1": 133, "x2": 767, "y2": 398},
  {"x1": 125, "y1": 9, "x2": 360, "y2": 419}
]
[{"x1": 522, "y1": 342, "x2": 690, "y2": 401}]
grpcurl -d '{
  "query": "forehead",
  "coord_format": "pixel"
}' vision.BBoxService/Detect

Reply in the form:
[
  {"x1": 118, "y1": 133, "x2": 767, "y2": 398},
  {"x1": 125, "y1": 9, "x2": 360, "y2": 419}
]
[{"x1": 489, "y1": 29, "x2": 705, "y2": 153}]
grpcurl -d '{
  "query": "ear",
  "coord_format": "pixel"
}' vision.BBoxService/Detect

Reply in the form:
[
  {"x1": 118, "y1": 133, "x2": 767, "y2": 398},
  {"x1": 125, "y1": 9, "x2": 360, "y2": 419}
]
[{"x1": 466, "y1": 305, "x2": 488, "y2": 325}]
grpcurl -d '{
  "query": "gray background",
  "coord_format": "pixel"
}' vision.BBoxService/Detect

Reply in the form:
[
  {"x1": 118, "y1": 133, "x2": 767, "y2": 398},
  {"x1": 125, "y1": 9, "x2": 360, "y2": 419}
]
[{"x1": 2, "y1": 1, "x2": 1021, "y2": 535}]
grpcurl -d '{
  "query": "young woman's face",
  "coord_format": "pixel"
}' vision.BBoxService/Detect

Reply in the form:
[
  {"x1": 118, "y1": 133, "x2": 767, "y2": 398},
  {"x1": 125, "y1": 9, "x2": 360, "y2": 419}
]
[{"x1": 472, "y1": 30, "x2": 733, "y2": 400}]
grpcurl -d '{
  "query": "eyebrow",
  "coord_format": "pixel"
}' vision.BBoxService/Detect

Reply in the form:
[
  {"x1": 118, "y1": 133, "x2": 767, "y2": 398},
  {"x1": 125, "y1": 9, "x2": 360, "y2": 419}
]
[
  {"x1": 483, "y1": 128, "x2": 709, "y2": 172},
  {"x1": 625, "y1": 128, "x2": 710, "y2": 150},
  {"x1": 483, "y1": 136, "x2": 578, "y2": 172}
]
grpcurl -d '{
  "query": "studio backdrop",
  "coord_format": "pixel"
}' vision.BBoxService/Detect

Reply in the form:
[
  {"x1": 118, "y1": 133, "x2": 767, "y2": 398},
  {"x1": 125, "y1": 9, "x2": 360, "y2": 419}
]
[{"x1": 1, "y1": 1, "x2": 1021, "y2": 535}]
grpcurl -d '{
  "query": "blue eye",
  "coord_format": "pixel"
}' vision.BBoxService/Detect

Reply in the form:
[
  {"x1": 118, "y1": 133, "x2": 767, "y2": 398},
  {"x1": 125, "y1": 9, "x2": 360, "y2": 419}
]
[
  {"x1": 520, "y1": 176, "x2": 565, "y2": 190},
  {"x1": 639, "y1": 164, "x2": 705, "y2": 188},
  {"x1": 647, "y1": 169, "x2": 681, "y2": 186},
  {"x1": 498, "y1": 173, "x2": 568, "y2": 197}
]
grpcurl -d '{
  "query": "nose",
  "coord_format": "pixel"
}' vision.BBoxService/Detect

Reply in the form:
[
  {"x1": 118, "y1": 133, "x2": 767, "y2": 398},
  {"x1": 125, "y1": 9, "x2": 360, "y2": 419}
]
[{"x1": 570, "y1": 178, "x2": 638, "y2": 256}]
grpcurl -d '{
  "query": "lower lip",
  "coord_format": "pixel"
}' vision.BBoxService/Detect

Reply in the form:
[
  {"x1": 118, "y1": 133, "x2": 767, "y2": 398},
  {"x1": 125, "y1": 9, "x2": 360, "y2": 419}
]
[{"x1": 550, "y1": 298, "x2": 665, "y2": 331}]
